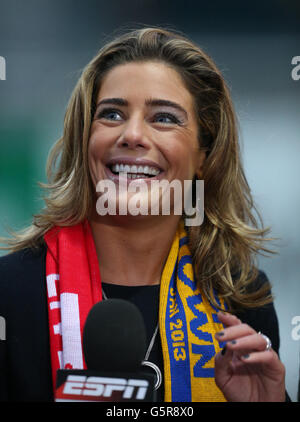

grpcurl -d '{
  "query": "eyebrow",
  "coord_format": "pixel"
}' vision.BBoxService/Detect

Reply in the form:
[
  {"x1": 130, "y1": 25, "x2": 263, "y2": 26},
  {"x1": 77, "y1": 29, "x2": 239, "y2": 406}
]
[{"x1": 96, "y1": 97, "x2": 188, "y2": 119}]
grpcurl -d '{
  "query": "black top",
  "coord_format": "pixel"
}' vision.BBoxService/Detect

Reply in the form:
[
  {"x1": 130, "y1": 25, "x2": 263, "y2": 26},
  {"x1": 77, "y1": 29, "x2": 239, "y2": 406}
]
[
  {"x1": 101, "y1": 282, "x2": 164, "y2": 400},
  {"x1": 0, "y1": 245, "x2": 288, "y2": 402}
]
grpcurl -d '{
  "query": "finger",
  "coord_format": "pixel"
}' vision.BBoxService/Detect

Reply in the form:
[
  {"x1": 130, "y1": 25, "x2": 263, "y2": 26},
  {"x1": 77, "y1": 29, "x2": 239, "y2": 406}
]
[
  {"x1": 239, "y1": 349, "x2": 286, "y2": 383},
  {"x1": 214, "y1": 345, "x2": 235, "y2": 386},
  {"x1": 215, "y1": 345, "x2": 232, "y2": 363},
  {"x1": 215, "y1": 322, "x2": 256, "y2": 342},
  {"x1": 226, "y1": 332, "x2": 271, "y2": 355},
  {"x1": 217, "y1": 311, "x2": 242, "y2": 328},
  {"x1": 240, "y1": 349, "x2": 281, "y2": 368},
  {"x1": 240, "y1": 351, "x2": 286, "y2": 401}
]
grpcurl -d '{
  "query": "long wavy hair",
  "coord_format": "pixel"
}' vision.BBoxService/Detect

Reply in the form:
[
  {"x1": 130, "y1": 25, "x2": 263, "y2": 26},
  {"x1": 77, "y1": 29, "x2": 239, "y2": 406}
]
[{"x1": 1, "y1": 27, "x2": 275, "y2": 311}]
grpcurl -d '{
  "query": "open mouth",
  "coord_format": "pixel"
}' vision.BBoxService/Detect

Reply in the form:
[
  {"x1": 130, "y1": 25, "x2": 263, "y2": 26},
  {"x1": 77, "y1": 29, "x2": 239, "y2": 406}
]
[{"x1": 108, "y1": 163, "x2": 162, "y2": 179}]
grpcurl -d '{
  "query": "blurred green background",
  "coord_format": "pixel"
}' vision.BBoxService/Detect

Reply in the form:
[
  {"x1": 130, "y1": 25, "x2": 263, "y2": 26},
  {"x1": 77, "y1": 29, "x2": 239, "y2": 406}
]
[{"x1": 0, "y1": 121, "x2": 45, "y2": 232}]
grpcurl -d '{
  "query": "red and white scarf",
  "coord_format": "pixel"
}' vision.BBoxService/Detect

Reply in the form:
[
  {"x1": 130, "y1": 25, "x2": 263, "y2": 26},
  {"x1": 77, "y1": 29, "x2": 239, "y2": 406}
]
[{"x1": 44, "y1": 220, "x2": 102, "y2": 390}]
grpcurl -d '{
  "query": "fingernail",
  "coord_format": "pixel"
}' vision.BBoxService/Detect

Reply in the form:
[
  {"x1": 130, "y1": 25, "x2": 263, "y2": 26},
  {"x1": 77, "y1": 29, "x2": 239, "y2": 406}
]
[
  {"x1": 230, "y1": 340, "x2": 237, "y2": 345},
  {"x1": 243, "y1": 354, "x2": 250, "y2": 359},
  {"x1": 221, "y1": 346, "x2": 227, "y2": 356},
  {"x1": 216, "y1": 331, "x2": 225, "y2": 337}
]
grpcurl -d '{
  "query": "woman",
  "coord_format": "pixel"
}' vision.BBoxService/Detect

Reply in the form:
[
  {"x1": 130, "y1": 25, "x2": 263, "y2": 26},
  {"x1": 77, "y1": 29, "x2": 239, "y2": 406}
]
[{"x1": 0, "y1": 27, "x2": 287, "y2": 402}]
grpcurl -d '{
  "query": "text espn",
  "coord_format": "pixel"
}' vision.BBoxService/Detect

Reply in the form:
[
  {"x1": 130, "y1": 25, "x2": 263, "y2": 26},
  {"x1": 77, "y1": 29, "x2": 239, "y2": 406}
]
[{"x1": 62, "y1": 375, "x2": 149, "y2": 400}]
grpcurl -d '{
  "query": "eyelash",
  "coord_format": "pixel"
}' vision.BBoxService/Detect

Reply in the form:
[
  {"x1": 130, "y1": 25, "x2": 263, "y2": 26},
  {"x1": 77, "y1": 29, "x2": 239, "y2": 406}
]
[
  {"x1": 96, "y1": 108, "x2": 182, "y2": 125},
  {"x1": 155, "y1": 112, "x2": 182, "y2": 125},
  {"x1": 96, "y1": 108, "x2": 122, "y2": 121}
]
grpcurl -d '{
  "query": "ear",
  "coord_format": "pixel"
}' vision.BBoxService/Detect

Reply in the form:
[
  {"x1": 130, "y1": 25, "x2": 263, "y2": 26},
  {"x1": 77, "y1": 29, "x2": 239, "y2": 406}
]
[{"x1": 195, "y1": 149, "x2": 206, "y2": 179}]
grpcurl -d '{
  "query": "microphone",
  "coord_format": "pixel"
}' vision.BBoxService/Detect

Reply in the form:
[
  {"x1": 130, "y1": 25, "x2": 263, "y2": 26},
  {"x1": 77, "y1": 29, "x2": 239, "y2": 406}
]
[{"x1": 55, "y1": 299, "x2": 157, "y2": 402}]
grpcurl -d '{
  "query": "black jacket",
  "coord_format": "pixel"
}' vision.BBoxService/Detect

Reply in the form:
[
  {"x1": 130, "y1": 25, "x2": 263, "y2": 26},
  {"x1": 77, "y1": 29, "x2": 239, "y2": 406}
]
[{"x1": 0, "y1": 245, "x2": 284, "y2": 402}]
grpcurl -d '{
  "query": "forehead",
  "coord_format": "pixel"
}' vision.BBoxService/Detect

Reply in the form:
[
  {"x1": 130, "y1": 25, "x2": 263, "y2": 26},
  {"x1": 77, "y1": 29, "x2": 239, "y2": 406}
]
[{"x1": 97, "y1": 61, "x2": 195, "y2": 109}]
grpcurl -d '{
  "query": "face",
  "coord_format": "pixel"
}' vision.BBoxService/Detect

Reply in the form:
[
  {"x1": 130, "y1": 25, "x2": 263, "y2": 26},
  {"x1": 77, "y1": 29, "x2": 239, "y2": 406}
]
[{"x1": 88, "y1": 61, "x2": 205, "y2": 218}]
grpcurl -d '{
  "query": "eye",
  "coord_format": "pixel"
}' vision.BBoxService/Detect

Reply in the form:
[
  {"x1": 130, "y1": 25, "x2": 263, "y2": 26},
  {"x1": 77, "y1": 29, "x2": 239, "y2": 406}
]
[
  {"x1": 154, "y1": 112, "x2": 181, "y2": 125},
  {"x1": 96, "y1": 108, "x2": 123, "y2": 121}
]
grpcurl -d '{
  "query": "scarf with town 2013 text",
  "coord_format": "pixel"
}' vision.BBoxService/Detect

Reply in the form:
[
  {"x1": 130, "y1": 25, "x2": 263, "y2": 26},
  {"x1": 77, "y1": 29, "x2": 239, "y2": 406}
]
[{"x1": 44, "y1": 220, "x2": 227, "y2": 402}]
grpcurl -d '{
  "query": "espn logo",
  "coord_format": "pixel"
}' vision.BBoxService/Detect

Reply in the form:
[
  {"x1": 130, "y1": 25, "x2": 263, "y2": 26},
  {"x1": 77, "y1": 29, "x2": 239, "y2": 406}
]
[{"x1": 59, "y1": 375, "x2": 149, "y2": 401}]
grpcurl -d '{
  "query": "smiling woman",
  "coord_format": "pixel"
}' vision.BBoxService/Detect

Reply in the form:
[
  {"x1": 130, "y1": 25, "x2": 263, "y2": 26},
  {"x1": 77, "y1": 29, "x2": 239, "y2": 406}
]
[{"x1": 0, "y1": 27, "x2": 288, "y2": 402}]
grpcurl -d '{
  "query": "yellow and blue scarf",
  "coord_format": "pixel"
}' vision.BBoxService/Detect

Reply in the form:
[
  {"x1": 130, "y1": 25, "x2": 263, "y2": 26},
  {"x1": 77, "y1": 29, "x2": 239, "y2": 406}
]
[{"x1": 159, "y1": 222, "x2": 227, "y2": 402}]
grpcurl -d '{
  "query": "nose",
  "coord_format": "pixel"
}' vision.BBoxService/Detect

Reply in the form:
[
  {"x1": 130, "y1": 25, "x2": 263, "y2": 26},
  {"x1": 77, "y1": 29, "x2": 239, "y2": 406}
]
[{"x1": 116, "y1": 114, "x2": 150, "y2": 150}]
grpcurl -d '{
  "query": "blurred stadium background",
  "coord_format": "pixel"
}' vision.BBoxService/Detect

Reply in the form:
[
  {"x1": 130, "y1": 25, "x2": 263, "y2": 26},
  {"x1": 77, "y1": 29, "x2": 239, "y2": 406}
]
[{"x1": 0, "y1": 0, "x2": 299, "y2": 401}]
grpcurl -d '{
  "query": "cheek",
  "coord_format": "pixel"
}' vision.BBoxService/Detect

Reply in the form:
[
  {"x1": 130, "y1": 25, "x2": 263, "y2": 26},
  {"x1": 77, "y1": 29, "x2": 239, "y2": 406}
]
[
  {"x1": 88, "y1": 128, "x2": 110, "y2": 164},
  {"x1": 88, "y1": 138, "x2": 99, "y2": 171},
  {"x1": 88, "y1": 122, "x2": 114, "y2": 154},
  {"x1": 87, "y1": 135, "x2": 107, "y2": 187},
  {"x1": 164, "y1": 141, "x2": 198, "y2": 179},
  {"x1": 88, "y1": 136, "x2": 100, "y2": 159}
]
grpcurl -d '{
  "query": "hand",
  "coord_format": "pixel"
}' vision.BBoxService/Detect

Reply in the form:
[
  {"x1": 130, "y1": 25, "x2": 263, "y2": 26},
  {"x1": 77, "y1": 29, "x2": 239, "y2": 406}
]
[{"x1": 214, "y1": 311, "x2": 286, "y2": 402}]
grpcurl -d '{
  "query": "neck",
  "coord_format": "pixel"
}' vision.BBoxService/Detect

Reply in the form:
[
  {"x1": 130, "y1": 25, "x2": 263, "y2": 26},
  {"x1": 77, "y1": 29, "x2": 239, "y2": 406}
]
[{"x1": 89, "y1": 213, "x2": 181, "y2": 286}]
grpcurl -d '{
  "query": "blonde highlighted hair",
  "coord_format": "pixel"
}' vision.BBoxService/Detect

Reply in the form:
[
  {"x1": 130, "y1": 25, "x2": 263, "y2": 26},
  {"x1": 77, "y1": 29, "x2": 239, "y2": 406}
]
[{"x1": 1, "y1": 26, "x2": 275, "y2": 311}]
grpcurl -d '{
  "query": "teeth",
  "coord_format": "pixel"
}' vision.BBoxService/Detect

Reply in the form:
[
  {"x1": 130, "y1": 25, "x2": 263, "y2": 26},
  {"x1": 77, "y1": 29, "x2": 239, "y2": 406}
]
[
  {"x1": 127, "y1": 173, "x2": 143, "y2": 179},
  {"x1": 111, "y1": 163, "x2": 160, "y2": 176}
]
